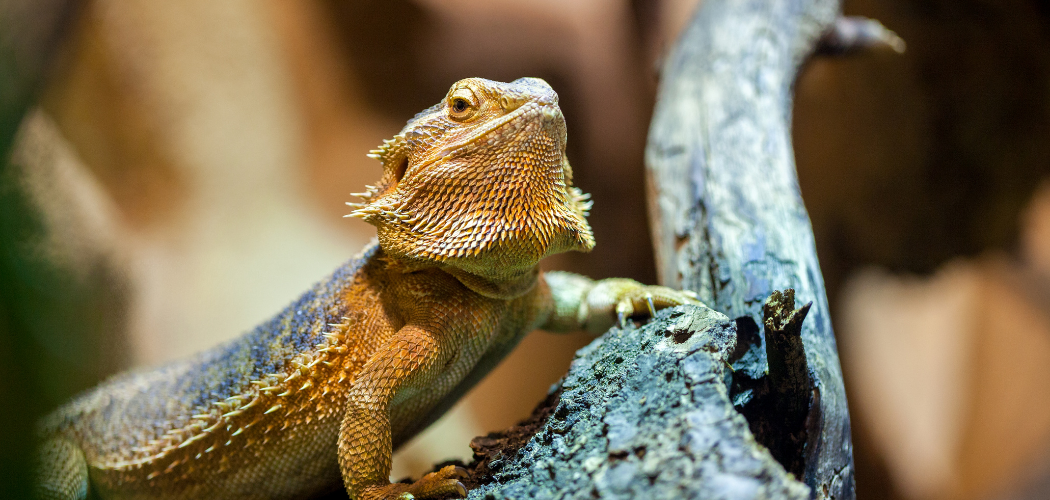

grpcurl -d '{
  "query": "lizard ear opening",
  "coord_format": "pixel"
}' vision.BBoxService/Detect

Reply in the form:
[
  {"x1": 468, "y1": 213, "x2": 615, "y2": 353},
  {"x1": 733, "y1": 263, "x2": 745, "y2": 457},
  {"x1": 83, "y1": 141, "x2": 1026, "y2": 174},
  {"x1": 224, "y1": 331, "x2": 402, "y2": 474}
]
[{"x1": 390, "y1": 156, "x2": 407, "y2": 185}]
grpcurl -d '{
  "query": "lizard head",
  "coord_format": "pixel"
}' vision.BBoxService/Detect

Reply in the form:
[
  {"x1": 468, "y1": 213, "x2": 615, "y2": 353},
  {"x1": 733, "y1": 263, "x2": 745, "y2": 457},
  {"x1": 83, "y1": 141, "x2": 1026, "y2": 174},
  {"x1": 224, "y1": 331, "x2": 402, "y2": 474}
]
[{"x1": 349, "y1": 77, "x2": 595, "y2": 289}]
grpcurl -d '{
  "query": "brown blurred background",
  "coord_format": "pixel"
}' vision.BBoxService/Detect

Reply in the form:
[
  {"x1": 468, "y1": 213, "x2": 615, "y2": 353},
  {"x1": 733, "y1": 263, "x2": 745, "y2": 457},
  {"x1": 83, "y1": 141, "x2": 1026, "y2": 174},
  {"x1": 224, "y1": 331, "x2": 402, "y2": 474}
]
[{"x1": 2, "y1": 0, "x2": 1050, "y2": 499}]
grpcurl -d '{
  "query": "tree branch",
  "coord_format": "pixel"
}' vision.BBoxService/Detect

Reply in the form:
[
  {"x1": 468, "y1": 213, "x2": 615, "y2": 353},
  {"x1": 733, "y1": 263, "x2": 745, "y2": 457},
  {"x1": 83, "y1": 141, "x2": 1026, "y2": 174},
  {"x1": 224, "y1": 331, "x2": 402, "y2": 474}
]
[
  {"x1": 463, "y1": 305, "x2": 811, "y2": 499},
  {"x1": 645, "y1": 0, "x2": 855, "y2": 497}
]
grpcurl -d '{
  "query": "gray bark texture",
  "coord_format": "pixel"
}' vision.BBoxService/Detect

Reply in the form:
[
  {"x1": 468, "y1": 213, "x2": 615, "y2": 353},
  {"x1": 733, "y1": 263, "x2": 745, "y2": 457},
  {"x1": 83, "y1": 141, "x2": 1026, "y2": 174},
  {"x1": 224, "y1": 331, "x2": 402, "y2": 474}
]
[
  {"x1": 645, "y1": 0, "x2": 854, "y2": 498},
  {"x1": 465, "y1": 305, "x2": 811, "y2": 500}
]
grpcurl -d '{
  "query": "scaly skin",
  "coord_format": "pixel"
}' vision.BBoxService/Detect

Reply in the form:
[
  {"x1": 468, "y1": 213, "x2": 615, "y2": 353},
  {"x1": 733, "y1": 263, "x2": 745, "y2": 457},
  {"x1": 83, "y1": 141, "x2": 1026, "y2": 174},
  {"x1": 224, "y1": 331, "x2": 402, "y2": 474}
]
[{"x1": 35, "y1": 77, "x2": 700, "y2": 500}]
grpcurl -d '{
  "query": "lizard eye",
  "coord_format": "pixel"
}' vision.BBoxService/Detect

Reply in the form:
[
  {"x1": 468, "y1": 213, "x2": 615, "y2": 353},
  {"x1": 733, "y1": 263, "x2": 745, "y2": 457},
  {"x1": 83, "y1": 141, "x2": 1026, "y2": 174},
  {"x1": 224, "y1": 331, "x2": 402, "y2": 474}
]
[
  {"x1": 449, "y1": 97, "x2": 473, "y2": 119},
  {"x1": 447, "y1": 87, "x2": 478, "y2": 121}
]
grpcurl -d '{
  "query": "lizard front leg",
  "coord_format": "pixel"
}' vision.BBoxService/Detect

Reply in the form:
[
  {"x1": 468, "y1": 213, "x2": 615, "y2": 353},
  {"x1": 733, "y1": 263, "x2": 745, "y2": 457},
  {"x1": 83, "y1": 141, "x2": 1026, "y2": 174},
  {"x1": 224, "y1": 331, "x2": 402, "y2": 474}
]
[
  {"x1": 541, "y1": 271, "x2": 701, "y2": 334},
  {"x1": 339, "y1": 325, "x2": 467, "y2": 500}
]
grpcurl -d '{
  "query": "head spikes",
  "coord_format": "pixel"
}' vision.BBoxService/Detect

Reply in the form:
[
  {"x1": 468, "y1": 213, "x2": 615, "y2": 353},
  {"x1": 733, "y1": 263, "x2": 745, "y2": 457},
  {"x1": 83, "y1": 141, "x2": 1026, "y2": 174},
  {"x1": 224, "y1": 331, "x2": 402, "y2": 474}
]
[
  {"x1": 346, "y1": 206, "x2": 379, "y2": 219},
  {"x1": 368, "y1": 135, "x2": 408, "y2": 169},
  {"x1": 570, "y1": 187, "x2": 593, "y2": 217},
  {"x1": 352, "y1": 135, "x2": 410, "y2": 221}
]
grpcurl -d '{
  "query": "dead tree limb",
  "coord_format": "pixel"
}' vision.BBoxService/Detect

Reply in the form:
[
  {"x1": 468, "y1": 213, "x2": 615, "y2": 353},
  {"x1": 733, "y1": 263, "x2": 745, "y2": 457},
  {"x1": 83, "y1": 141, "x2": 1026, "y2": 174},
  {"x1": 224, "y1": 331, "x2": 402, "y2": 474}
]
[
  {"x1": 645, "y1": 0, "x2": 855, "y2": 498},
  {"x1": 463, "y1": 305, "x2": 812, "y2": 499}
]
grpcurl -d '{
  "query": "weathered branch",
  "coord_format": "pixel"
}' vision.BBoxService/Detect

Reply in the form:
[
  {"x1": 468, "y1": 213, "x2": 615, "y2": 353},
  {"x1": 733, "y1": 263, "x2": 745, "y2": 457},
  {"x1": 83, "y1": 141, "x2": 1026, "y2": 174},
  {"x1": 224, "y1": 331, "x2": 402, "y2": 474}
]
[
  {"x1": 463, "y1": 305, "x2": 811, "y2": 499},
  {"x1": 645, "y1": 0, "x2": 855, "y2": 497}
]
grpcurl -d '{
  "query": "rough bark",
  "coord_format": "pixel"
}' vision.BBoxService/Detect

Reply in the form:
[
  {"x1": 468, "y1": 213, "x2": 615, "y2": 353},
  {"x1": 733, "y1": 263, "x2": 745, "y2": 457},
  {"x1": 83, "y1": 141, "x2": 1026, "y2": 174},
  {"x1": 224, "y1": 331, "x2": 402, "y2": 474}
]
[
  {"x1": 644, "y1": 0, "x2": 855, "y2": 498},
  {"x1": 464, "y1": 305, "x2": 810, "y2": 499}
]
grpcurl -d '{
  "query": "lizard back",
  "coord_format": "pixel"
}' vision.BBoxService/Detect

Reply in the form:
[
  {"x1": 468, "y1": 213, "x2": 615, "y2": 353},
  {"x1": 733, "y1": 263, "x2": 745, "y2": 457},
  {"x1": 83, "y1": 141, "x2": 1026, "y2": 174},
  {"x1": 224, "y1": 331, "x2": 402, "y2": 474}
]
[{"x1": 40, "y1": 243, "x2": 383, "y2": 497}]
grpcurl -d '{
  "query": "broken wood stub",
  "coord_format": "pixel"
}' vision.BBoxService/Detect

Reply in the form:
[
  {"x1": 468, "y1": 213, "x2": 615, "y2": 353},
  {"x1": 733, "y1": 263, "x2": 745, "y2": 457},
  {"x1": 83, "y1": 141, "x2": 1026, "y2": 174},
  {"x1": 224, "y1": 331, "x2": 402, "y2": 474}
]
[
  {"x1": 764, "y1": 289, "x2": 814, "y2": 423},
  {"x1": 734, "y1": 289, "x2": 815, "y2": 479}
]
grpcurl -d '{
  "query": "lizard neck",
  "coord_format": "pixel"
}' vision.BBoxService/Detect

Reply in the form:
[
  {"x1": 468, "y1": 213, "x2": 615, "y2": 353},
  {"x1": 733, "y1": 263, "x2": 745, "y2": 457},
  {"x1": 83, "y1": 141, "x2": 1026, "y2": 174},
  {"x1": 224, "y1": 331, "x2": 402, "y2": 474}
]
[
  {"x1": 378, "y1": 252, "x2": 539, "y2": 300},
  {"x1": 444, "y1": 265, "x2": 540, "y2": 300}
]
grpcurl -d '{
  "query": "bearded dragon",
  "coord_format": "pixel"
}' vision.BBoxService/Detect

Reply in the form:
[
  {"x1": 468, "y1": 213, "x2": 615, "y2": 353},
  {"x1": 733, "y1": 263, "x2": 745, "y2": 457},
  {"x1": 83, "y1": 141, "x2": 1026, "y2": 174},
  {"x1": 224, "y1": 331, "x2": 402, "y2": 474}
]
[{"x1": 35, "y1": 77, "x2": 699, "y2": 500}]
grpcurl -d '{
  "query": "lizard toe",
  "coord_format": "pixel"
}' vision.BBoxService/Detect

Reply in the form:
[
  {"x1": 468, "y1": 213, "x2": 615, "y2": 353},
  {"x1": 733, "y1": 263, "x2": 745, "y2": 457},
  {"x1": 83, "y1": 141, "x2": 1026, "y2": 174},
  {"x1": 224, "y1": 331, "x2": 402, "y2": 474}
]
[
  {"x1": 405, "y1": 465, "x2": 469, "y2": 499},
  {"x1": 616, "y1": 285, "x2": 702, "y2": 325}
]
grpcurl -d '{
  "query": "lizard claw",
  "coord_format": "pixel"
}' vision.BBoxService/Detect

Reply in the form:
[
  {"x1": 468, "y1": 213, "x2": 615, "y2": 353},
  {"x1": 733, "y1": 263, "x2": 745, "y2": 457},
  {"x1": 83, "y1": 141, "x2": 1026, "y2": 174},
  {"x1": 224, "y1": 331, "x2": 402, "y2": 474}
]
[
  {"x1": 615, "y1": 285, "x2": 703, "y2": 328},
  {"x1": 615, "y1": 299, "x2": 635, "y2": 328},
  {"x1": 582, "y1": 279, "x2": 706, "y2": 334},
  {"x1": 645, "y1": 293, "x2": 657, "y2": 317},
  {"x1": 449, "y1": 466, "x2": 469, "y2": 480}
]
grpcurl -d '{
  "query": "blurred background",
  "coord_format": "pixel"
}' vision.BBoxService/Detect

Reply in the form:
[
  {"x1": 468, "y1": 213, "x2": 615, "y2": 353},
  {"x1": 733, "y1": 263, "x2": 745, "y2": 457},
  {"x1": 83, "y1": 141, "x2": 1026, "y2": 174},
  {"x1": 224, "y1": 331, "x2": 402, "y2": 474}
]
[{"x1": 0, "y1": 0, "x2": 1048, "y2": 499}]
